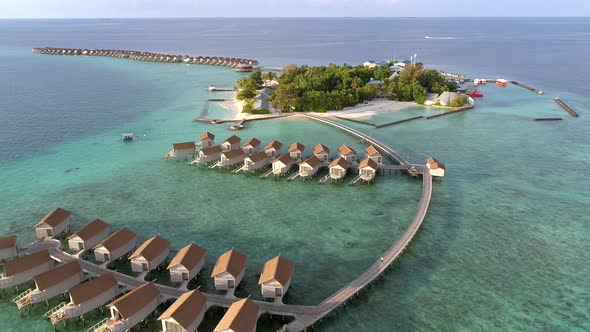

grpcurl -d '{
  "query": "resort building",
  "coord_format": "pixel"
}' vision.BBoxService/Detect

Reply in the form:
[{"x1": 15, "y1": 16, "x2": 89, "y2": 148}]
[
  {"x1": 129, "y1": 235, "x2": 171, "y2": 273},
  {"x1": 67, "y1": 218, "x2": 110, "y2": 252},
  {"x1": 167, "y1": 243, "x2": 207, "y2": 283},
  {"x1": 338, "y1": 145, "x2": 357, "y2": 163},
  {"x1": 169, "y1": 142, "x2": 197, "y2": 159},
  {"x1": 235, "y1": 63, "x2": 253, "y2": 72},
  {"x1": 313, "y1": 144, "x2": 330, "y2": 162},
  {"x1": 0, "y1": 236, "x2": 18, "y2": 261},
  {"x1": 329, "y1": 157, "x2": 350, "y2": 180},
  {"x1": 365, "y1": 145, "x2": 383, "y2": 164},
  {"x1": 288, "y1": 142, "x2": 305, "y2": 162},
  {"x1": 93, "y1": 228, "x2": 137, "y2": 263},
  {"x1": 18, "y1": 261, "x2": 84, "y2": 308},
  {"x1": 258, "y1": 256, "x2": 294, "y2": 300},
  {"x1": 264, "y1": 140, "x2": 283, "y2": 159},
  {"x1": 158, "y1": 290, "x2": 207, "y2": 332},
  {"x1": 214, "y1": 298, "x2": 259, "y2": 332},
  {"x1": 211, "y1": 249, "x2": 247, "y2": 291},
  {"x1": 221, "y1": 135, "x2": 241, "y2": 152},
  {"x1": 243, "y1": 151, "x2": 269, "y2": 172},
  {"x1": 358, "y1": 158, "x2": 380, "y2": 182},
  {"x1": 34, "y1": 208, "x2": 72, "y2": 239},
  {"x1": 197, "y1": 145, "x2": 223, "y2": 164},
  {"x1": 199, "y1": 132, "x2": 215, "y2": 148},
  {"x1": 426, "y1": 157, "x2": 446, "y2": 177},
  {"x1": 0, "y1": 250, "x2": 54, "y2": 289},
  {"x1": 272, "y1": 154, "x2": 294, "y2": 176},
  {"x1": 220, "y1": 149, "x2": 245, "y2": 167},
  {"x1": 298, "y1": 156, "x2": 321, "y2": 178},
  {"x1": 106, "y1": 283, "x2": 161, "y2": 332},
  {"x1": 242, "y1": 138, "x2": 261, "y2": 156}
]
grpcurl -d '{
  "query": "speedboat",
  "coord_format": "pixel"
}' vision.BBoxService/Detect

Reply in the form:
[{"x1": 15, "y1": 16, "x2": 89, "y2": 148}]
[
  {"x1": 469, "y1": 91, "x2": 484, "y2": 98},
  {"x1": 496, "y1": 79, "x2": 508, "y2": 87}
]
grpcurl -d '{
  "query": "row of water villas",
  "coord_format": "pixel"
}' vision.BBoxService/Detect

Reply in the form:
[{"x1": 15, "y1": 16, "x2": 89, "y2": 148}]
[
  {"x1": 1, "y1": 208, "x2": 295, "y2": 332},
  {"x1": 168, "y1": 132, "x2": 388, "y2": 184},
  {"x1": 32, "y1": 47, "x2": 258, "y2": 70}
]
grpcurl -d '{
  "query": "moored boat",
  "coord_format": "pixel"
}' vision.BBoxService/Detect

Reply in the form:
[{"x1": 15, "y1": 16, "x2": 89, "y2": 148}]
[{"x1": 496, "y1": 79, "x2": 508, "y2": 87}]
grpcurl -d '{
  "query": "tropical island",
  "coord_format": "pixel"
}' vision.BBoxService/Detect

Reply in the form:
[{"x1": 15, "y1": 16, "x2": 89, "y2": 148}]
[{"x1": 235, "y1": 62, "x2": 464, "y2": 114}]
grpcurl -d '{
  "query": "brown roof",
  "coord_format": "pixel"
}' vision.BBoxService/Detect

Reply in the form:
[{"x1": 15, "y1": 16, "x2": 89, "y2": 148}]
[
  {"x1": 71, "y1": 219, "x2": 110, "y2": 241},
  {"x1": 34, "y1": 208, "x2": 71, "y2": 228},
  {"x1": 68, "y1": 273, "x2": 118, "y2": 305},
  {"x1": 96, "y1": 228, "x2": 136, "y2": 252},
  {"x1": 108, "y1": 283, "x2": 160, "y2": 319},
  {"x1": 329, "y1": 157, "x2": 349, "y2": 169},
  {"x1": 264, "y1": 140, "x2": 283, "y2": 150},
  {"x1": 288, "y1": 142, "x2": 305, "y2": 153},
  {"x1": 246, "y1": 151, "x2": 267, "y2": 163},
  {"x1": 167, "y1": 243, "x2": 206, "y2": 271},
  {"x1": 34, "y1": 261, "x2": 82, "y2": 291},
  {"x1": 365, "y1": 145, "x2": 381, "y2": 156},
  {"x1": 427, "y1": 157, "x2": 446, "y2": 170},
  {"x1": 200, "y1": 145, "x2": 223, "y2": 155},
  {"x1": 258, "y1": 256, "x2": 294, "y2": 286},
  {"x1": 358, "y1": 158, "x2": 379, "y2": 170},
  {"x1": 300, "y1": 155, "x2": 321, "y2": 168},
  {"x1": 243, "y1": 137, "x2": 261, "y2": 148},
  {"x1": 0, "y1": 236, "x2": 17, "y2": 249},
  {"x1": 273, "y1": 154, "x2": 292, "y2": 166},
  {"x1": 313, "y1": 144, "x2": 330, "y2": 154},
  {"x1": 173, "y1": 142, "x2": 196, "y2": 151},
  {"x1": 211, "y1": 249, "x2": 247, "y2": 278},
  {"x1": 158, "y1": 290, "x2": 207, "y2": 329},
  {"x1": 129, "y1": 235, "x2": 170, "y2": 262},
  {"x1": 200, "y1": 132, "x2": 215, "y2": 141},
  {"x1": 338, "y1": 144, "x2": 356, "y2": 156},
  {"x1": 214, "y1": 298, "x2": 259, "y2": 332},
  {"x1": 3, "y1": 250, "x2": 52, "y2": 276},
  {"x1": 223, "y1": 135, "x2": 241, "y2": 145},
  {"x1": 222, "y1": 149, "x2": 244, "y2": 159}
]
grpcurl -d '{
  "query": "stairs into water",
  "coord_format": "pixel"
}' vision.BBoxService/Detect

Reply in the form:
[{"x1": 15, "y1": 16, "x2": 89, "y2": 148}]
[
  {"x1": 13, "y1": 288, "x2": 32, "y2": 309},
  {"x1": 287, "y1": 172, "x2": 300, "y2": 181},
  {"x1": 87, "y1": 317, "x2": 110, "y2": 332},
  {"x1": 260, "y1": 169, "x2": 274, "y2": 178},
  {"x1": 232, "y1": 165, "x2": 245, "y2": 173},
  {"x1": 349, "y1": 175, "x2": 362, "y2": 186},
  {"x1": 318, "y1": 174, "x2": 331, "y2": 184},
  {"x1": 208, "y1": 162, "x2": 220, "y2": 169}
]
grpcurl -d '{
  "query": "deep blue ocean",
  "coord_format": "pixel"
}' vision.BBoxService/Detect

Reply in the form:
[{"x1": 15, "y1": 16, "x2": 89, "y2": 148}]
[{"x1": 0, "y1": 18, "x2": 588, "y2": 331}]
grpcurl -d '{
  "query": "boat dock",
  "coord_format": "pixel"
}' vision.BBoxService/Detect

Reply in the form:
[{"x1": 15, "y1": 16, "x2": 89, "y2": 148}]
[
  {"x1": 511, "y1": 81, "x2": 544, "y2": 94},
  {"x1": 375, "y1": 115, "x2": 424, "y2": 128},
  {"x1": 424, "y1": 105, "x2": 474, "y2": 119},
  {"x1": 554, "y1": 98, "x2": 579, "y2": 117}
]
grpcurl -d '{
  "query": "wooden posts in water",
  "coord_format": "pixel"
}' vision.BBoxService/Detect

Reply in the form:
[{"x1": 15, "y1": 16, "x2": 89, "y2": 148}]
[
  {"x1": 533, "y1": 117, "x2": 563, "y2": 122},
  {"x1": 554, "y1": 98, "x2": 579, "y2": 117}
]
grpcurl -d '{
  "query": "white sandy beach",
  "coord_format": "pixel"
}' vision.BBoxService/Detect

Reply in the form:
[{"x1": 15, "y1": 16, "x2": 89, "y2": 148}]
[
  {"x1": 219, "y1": 92, "x2": 244, "y2": 120},
  {"x1": 321, "y1": 100, "x2": 421, "y2": 118}
]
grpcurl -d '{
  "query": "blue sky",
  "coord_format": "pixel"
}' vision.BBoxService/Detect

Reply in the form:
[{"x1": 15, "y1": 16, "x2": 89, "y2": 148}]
[{"x1": 1, "y1": 0, "x2": 589, "y2": 18}]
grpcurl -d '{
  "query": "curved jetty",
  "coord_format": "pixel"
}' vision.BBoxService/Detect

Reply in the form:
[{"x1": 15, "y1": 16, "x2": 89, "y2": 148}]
[{"x1": 32, "y1": 47, "x2": 259, "y2": 69}]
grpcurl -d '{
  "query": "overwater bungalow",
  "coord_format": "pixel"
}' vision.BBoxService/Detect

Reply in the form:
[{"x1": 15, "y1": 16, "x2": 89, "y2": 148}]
[
  {"x1": 243, "y1": 151, "x2": 269, "y2": 172},
  {"x1": 0, "y1": 250, "x2": 54, "y2": 289},
  {"x1": 272, "y1": 154, "x2": 294, "y2": 176},
  {"x1": 16, "y1": 261, "x2": 84, "y2": 309},
  {"x1": 211, "y1": 249, "x2": 247, "y2": 291},
  {"x1": 67, "y1": 218, "x2": 110, "y2": 252},
  {"x1": 167, "y1": 243, "x2": 207, "y2": 283},
  {"x1": 168, "y1": 142, "x2": 197, "y2": 159},
  {"x1": 196, "y1": 145, "x2": 223, "y2": 164},
  {"x1": 298, "y1": 156, "x2": 322, "y2": 178},
  {"x1": 264, "y1": 140, "x2": 283, "y2": 159},
  {"x1": 313, "y1": 144, "x2": 330, "y2": 162},
  {"x1": 214, "y1": 298, "x2": 259, "y2": 332},
  {"x1": 221, "y1": 135, "x2": 241, "y2": 151},
  {"x1": 34, "y1": 208, "x2": 72, "y2": 239},
  {"x1": 159, "y1": 290, "x2": 207, "y2": 332},
  {"x1": 358, "y1": 158, "x2": 380, "y2": 182},
  {"x1": 220, "y1": 149, "x2": 245, "y2": 167},
  {"x1": 104, "y1": 283, "x2": 161, "y2": 332},
  {"x1": 242, "y1": 138, "x2": 261, "y2": 156},
  {"x1": 338, "y1": 145, "x2": 357, "y2": 163},
  {"x1": 0, "y1": 236, "x2": 19, "y2": 261},
  {"x1": 235, "y1": 63, "x2": 254, "y2": 72},
  {"x1": 329, "y1": 157, "x2": 350, "y2": 181},
  {"x1": 426, "y1": 157, "x2": 446, "y2": 177},
  {"x1": 258, "y1": 256, "x2": 294, "y2": 300},
  {"x1": 365, "y1": 145, "x2": 383, "y2": 164},
  {"x1": 93, "y1": 228, "x2": 137, "y2": 263},
  {"x1": 200, "y1": 132, "x2": 215, "y2": 148},
  {"x1": 129, "y1": 235, "x2": 170, "y2": 273},
  {"x1": 288, "y1": 142, "x2": 305, "y2": 162},
  {"x1": 48, "y1": 273, "x2": 119, "y2": 324}
]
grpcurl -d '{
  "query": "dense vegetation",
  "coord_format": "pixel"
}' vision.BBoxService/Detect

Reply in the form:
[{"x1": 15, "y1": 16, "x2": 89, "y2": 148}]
[{"x1": 235, "y1": 63, "x2": 460, "y2": 113}]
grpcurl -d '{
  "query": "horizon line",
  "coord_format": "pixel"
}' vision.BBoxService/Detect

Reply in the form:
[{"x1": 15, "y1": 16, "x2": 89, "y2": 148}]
[{"x1": 1, "y1": 16, "x2": 589, "y2": 19}]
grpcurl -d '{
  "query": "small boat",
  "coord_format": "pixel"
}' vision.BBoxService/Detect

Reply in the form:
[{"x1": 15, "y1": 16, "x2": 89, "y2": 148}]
[
  {"x1": 496, "y1": 79, "x2": 508, "y2": 87},
  {"x1": 474, "y1": 79, "x2": 487, "y2": 85},
  {"x1": 208, "y1": 85, "x2": 216, "y2": 91},
  {"x1": 469, "y1": 91, "x2": 484, "y2": 98}
]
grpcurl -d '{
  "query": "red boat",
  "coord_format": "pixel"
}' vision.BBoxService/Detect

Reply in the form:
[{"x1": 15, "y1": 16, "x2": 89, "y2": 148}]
[{"x1": 469, "y1": 91, "x2": 484, "y2": 98}]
